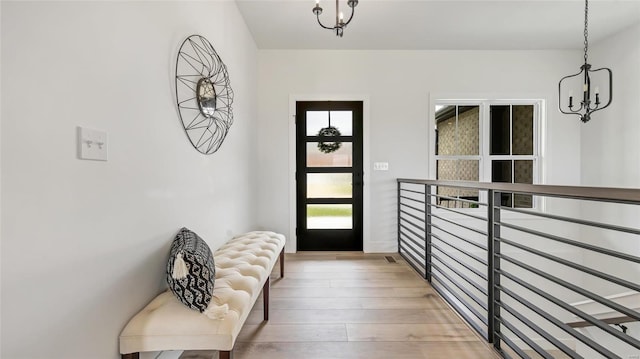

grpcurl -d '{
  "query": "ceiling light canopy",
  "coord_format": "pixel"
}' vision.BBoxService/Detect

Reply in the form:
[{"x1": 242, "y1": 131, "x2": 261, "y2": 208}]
[{"x1": 312, "y1": 0, "x2": 358, "y2": 37}]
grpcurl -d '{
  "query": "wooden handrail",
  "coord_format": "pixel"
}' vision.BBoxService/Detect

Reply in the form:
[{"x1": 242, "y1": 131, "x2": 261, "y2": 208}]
[{"x1": 397, "y1": 179, "x2": 640, "y2": 204}]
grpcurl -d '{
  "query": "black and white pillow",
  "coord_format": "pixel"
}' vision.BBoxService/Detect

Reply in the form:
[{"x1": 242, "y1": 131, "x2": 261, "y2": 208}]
[{"x1": 166, "y1": 227, "x2": 216, "y2": 313}]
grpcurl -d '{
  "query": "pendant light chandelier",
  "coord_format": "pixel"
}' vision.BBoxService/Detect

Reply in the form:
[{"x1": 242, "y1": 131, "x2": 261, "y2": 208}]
[
  {"x1": 312, "y1": 0, "x2": 359, "y2": 37},
  {"x1": 558, "y1": 0, "x2": 612, "y2": 123}
]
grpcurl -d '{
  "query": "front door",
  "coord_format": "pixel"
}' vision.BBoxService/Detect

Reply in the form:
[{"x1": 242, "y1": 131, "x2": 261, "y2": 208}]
[{"x1": 296, "y1": 101, "x2": 363, "y2": 251}]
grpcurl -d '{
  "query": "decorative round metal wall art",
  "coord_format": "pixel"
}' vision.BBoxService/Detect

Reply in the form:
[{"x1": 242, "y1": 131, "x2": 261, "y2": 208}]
[
  {"x1": 175, "y1": 35, "x2": 234, "y2": 154},
  {"x1": 317, "y1": 126, "x2": 342, "y2": 154}
]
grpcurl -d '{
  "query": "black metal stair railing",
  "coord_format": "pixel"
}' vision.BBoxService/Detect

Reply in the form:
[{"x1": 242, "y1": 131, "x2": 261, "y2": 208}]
[{"x1": 397, "y1": 179, "x2": 640, "y2": 359}]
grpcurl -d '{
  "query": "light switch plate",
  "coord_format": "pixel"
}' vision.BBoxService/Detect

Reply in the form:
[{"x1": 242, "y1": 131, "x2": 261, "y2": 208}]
[
  {"x1": 373, "y1": 162, "x2": 389, "y2": 171},
  {"x1": 78, "y1": 126, "x2": 108, "y2": 161}
]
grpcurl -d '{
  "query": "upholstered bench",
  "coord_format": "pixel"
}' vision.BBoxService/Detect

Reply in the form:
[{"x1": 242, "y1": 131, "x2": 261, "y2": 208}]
[{"x1": 119, "y1": 231, "x2": 286, "y2": 359}]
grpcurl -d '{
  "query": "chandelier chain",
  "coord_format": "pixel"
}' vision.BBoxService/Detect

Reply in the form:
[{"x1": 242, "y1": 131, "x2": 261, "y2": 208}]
[{"x1": 583, "y1": 0, "x2": 589, "y2": 63}]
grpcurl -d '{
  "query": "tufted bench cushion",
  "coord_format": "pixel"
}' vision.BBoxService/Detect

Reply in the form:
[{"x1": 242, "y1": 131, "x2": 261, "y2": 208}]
[{"x1": 119, "y1": 231, "x2": 285, "y2": 357}]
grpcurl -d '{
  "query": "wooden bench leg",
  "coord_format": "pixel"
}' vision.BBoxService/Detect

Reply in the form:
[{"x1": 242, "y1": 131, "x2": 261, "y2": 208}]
[
  {"x1": 280, "y1": 248, "x2": 285, "y2": 278},
  {"x1": 263, "y1": 276, "x2": 270, "y2": 321},
  {"x1": 219, "y1": 350, "x2": 233, "y2": 359},
  {"x1": 122, "y1": 353, "x2": 139, "y2": 359}
]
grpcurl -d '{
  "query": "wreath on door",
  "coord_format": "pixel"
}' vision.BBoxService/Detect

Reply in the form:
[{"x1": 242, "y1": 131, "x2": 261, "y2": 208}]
[
  {"x1": 317, "y1": 111, "x2": 342, "y2": 154},
  {"x1": 317, "y1": 126, "x2": 342, "y2": 154}
]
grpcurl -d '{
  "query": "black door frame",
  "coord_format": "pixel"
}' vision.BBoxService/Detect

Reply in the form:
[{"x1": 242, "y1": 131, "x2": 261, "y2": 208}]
[{"x1": 295, "y1": 101, "x2": 364, "y2": 251}]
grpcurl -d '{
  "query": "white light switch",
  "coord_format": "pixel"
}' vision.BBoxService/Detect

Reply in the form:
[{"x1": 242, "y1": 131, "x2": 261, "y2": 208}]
[
  {"x1": 78, "y1": 126, "x2": 108, "y2": 161},
  {"x1": 373, "y1": 162, "x2": 389, "y2": 171}
]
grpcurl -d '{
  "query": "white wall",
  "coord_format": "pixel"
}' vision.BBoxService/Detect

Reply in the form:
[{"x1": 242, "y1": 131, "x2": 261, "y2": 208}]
[
  {"x1": 257, "y1": 50, "x2": 582, "y2": 253},
  {"x1": 1, "y1": 2, "x2": 258, "y2": 358},
  {"x1": 578, "y1": 23, "x2": 640, "y2": 358},
  {"x1": 579, "y1": 22, "x2": 640, "y2": 294},
  {"x1": 581, "y1": 22, "x2": 640, "y2": 188}
]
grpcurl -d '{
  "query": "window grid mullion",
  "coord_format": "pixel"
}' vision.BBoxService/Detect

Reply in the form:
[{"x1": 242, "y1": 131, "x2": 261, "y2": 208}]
[
  {"x1": 510, "y1": 105, "x2": 514, "y2": 183},
  {"x1": 455, "y1": 106, "x2": 459, "y2": 183}
]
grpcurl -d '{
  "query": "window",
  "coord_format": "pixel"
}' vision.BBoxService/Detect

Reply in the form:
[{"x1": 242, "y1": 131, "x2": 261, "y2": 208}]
[
  {"x1": 435, "y1": 105, "x2": 481, "y2": 207},
  {"x1": 433, "y1": 100, "x2": 541, "y2": 208},
  {"x1": 489, "y1": 104, "x2": 536, "y2": 207}
]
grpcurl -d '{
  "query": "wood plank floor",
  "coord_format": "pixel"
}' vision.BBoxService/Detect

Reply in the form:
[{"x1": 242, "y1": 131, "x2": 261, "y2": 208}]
[{"x1": 181, "y1": 252, "x2": 500, "y2": 359}]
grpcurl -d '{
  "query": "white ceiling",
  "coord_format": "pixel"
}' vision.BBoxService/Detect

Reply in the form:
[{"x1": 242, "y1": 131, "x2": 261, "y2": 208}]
[{"x1": 236, "y1": 0, "x2": 640, "y2": 50}]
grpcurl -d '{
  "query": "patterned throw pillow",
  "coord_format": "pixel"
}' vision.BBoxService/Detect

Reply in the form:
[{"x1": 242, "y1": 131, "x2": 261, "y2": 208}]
[{"x1": 166, "y1": 227, "x2": 216, "y2": 313}]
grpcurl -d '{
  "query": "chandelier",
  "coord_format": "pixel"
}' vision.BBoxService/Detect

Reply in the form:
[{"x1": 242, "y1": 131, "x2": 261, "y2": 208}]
[
  {"x1": 312, "y1": 0, "x2": 359, "y2": 37},
  {"x1": 558, "y1": 0, "x2": 612, "y2": 123}
]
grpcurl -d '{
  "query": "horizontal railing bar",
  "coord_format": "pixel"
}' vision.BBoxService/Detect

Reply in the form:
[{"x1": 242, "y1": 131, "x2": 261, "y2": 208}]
[
  {"x1": 431, "y1": 273, "x2": 488, "y2": 325},
  {"x1": 399, "y1": 238, "x2": 425, "y2": 254},
  {"x1": 399, "y1": 188, "x2": 426, "y2": 195},
  {"x1": 567, "y1": 315, "x2": 636, "y2": 328},
  {"x1": 400, "y1": 195, "x2": 425, "y2": 205},
  {"x1": 432, "y1": 242, "x2": 488, "y2": 281},
  {"x1": 431, "y1": 223, "x2": 488, "y2": 252},
  {"x1": 432, "y1": 232, "x2": 488, "y2": 266},
  {"x1": 399, "y1": 202, "x2": 426, "y2": 214},
  {"x1": 500, "y1": 222, "x2": 640, "y2": 264},
  {"x1": 432, "y1": 261, "x2": 488, "y2": 309},
  {"x1": 402, "y1": 241, "x2": 425, "y2": 266},
  {"x1": 401, "y1": 215, "x2": 425, "y2": 233},
  {"x1": 399, "y1": 245, "x2": 424, "y2": 265},
  {"x1": 400, "y1": 217, "x2": 425, "y2": 236},
  {"x1": 498, "y1": 317, "x2": 553, "y2": 359},
  {"x1": 432, "y1": 252, "x2": 488, "y2": 295},
  {"x1": 499, "y1": 300, "x2": 581, "y2": 359},
  {"x1": 397, "y1": 179, "x2": 640, "y2": 204},
  {"x1": 496, "y1": 332, "x2": 530, "y2": 359},
  {"x1": 501, "y1": 206, "x2": 640, "y2": 236},
  {"x1": 431, "y1": 279, "x2": 489, "y2": 339},
  {"x1": 399, "y1": 224, "x2": 426, "y2": 245},
  {"x1": 500, "y1": 237, "x2": 640, "y2": 295},
  {"x1": 399, "y1": 246, "x2": 426, "y2": 267},
  {"x1": 428, "y1": 202, "x2": 488, "y2": 221},
  {"x1": 498, "y1": 266, "x2": 640, "y2": 351},
  {"x1": 431, "y1": 212, "x2": 488, "y2": 236},
  {"x1": 402, "y1": 228, "x2": 427, "y2": 243},
  {"x1": 399, "y1": 232, "x2": 426, "y2": 252},
  {"x1": 399, "y1": 247, "x2": 426, "y2": 267},
  {"x1": 499, "y1": 251, "x2": 640, "y2": 324},
  {"x1": 500, "y1": 284, "x2": 616, "y2": 358},
  {"x1": 400, "y1": 209, "x2": 426, "y2": 223},
  {"x1": 398, "y1": 251, "x2": 426, "y2": 277},
  {"x1": 429, "y1": 192, "x2": 488, "y2": 207}
]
